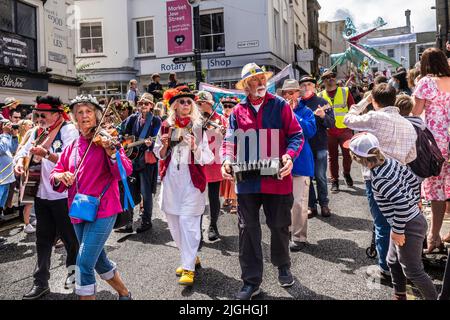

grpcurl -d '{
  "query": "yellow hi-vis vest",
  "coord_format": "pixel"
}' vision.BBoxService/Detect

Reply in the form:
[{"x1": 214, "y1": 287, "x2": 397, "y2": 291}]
[{"x1": 319, "y1": 87, "x2": 349, "y2": 129}]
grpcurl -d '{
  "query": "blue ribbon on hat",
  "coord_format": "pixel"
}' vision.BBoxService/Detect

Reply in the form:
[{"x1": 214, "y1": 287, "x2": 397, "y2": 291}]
[
  {"x1": 242, "y1": 67, "x2": 265, "y2": 79},
  {"x1": 115, "y1": 150, "x2": 135, "y2": 211}
]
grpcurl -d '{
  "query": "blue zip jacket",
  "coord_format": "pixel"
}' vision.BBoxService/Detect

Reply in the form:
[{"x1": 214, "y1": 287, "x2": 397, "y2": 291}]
[{"x1": 292, "y1": 100, "x2": 316, "y2": 177}]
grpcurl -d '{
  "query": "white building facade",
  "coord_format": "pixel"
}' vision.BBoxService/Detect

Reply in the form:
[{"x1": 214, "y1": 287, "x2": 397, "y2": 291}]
[
  {"x1": 75, "y1": 0, "x2": 304, "y2": 98},
  {"x1": 0, "y1": 0, "x2": 79, "y2": 107},
  {"x1": 363, "y1": 33, "x2": 417, "y2": 72}
]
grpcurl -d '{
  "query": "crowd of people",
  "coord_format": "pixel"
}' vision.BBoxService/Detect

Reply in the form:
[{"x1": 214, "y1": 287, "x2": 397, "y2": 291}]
[{"x1": 0, "y1": 46, "x2": 449, "y2": 301}]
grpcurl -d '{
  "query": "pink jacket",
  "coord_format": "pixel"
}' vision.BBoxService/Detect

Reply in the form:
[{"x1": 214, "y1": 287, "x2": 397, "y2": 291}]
[{"x1": 50, "y1": 135, "x2": 133, "y2": 224}]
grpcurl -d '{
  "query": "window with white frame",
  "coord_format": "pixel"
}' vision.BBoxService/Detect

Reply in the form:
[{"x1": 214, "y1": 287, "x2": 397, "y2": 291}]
[
  {"x1": 136, "y1": 19, "x2": 154, "y2": 55},
  {"x1": 80, "y1": 22, "x2": 103, "y2": 54},
  {"x1": 200, "y1": 12, "x2": 224, "y2": 53}
]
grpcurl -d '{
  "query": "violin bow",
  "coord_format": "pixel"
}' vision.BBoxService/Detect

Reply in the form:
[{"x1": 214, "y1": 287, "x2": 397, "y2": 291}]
[{"x1": 74, "y1": 97, "x2": 115, "y2": 176}]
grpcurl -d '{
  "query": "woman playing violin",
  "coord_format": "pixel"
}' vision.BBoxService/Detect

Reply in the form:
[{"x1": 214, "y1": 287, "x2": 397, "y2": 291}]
[
  {"x1": 196, "y1": 91, "x2": 226, "y2": 242},
  {"x1": 50, "y1": 95, "x2": 133, "y2": 300}
]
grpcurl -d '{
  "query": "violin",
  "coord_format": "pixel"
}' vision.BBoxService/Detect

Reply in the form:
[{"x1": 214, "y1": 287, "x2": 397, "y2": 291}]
[
  {"x1": 92, "y1": 127, "x2": 120, "y2": 150},
  {"x1": 202, "y1": 112, "x2": 226, "y2": 135}
]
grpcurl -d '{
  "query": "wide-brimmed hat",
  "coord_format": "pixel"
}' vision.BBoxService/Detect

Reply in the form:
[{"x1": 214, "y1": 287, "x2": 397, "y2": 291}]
[
  {"x1": 69, "y1": 95, "x2": 103, "y2": 111},
  {"x1": 165, "y1": 88, "x2": 196, "y2": 106},
  {"x1": 235, "y1": 63, "x2": 273, "y2": 90},
  {"x1": 2, "y1": 97, "x2": 21, "y2": 109},
  {"x1": 321, "y1": 69, "x2": 336, "y2": 80},
  {"x1": 33, "y1": 96, "x2": 65, "y2": 113},
  {"x1": 196, "y1": 91, "x2": 215, "y2": 106},
  {"x1": 138, "y1": 93, "x2": 155, "y2": 105},
  {"x1": 281, "y1": 79, "x2": 301, "y2": 92},
  {"x1": 220, "y1": 96, "x2": 240, "y2": 106},
  {"x1": 299, "y1": 75, "x2": 317, "y2": 85}
]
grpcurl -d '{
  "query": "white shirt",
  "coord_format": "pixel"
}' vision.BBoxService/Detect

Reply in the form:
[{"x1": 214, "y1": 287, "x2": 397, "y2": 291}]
[
  {"x1": 154, "y1": 130, "x2": 214, "y2": 216},
  {"x1": 15, "y1": 123, "x2": 79, "y2": 200}
]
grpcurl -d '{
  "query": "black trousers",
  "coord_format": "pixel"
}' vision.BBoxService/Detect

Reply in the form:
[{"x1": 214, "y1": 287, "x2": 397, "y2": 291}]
[
  {"x1": 33, "y1": 198, "x2": 79, "y2": 287},
  {"x1": 133, "y1": 163, "x2": 157, "y2": 224},
  {"x1": 237, "y1": 193, "x2": 293, "y2": 287},
  {"x1": 208, "y1": 181, "x2": 221, "y2": 227}
]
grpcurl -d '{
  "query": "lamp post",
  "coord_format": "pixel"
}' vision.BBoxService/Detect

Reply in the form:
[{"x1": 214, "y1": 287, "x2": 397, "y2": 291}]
[{"x1": 190, "y1": 0, "x2": 203, "y2": 90}]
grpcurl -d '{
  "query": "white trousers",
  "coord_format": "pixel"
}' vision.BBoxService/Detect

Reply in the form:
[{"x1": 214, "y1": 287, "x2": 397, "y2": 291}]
[
  {"x1": 165, "y1": 214, "x2": 202, "y2": 271},
  {"x1": 291, "y1": 176, "x2": 310, "y2": 243}
]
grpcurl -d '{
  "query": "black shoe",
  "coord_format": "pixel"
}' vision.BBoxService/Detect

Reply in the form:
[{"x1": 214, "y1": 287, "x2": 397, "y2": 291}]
[
  {"x1": 115, "y1": 224, "x2": 133, "y2": 234},
  {"x1": 331, "y1": 181, "x2": 339, "y2": 193},
  {"x1": 3, "y1": 207, "x2": 14, "y2": 216},
  {"x1": 0, "y1": 236, "x2": 6, "y2": 243},
  {"x1": 278, "y1": 265, "x2": 295, "y2": 287},
  {"x1": 235, "y1": 284, "x2": 261, "y2": 300},
  {"x1": 344, "y1": 174, "x2": 354, "y2": 187},
  {"x1": 208, "y1": 225, "x2": 220, "y2": 242},
  {"x1": 118, "y1": 292, "x2": 132, "y2": 300},
  {"x1": 321, "y1": 206, "x2": 331, "y2": 218},
  {"x1": 23, "y1": 286, "x2": 50, "y2": 300},
  {"x1": 136, "y1": 222, "x2": 152, "y2": 233},
  {"x1": 307, "y1": 207, "x2": 318, "y2": 219},
  {"x1": 289, "y1": 241, "x2": 308, "y2": 252},
  {"x1": 64, "y1": 271, "x2": 75, "y2": 290}
]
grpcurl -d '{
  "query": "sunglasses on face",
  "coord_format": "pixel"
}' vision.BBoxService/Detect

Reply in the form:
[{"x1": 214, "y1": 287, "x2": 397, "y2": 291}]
[
  {"x1": 223, "y1": 104, "x2": 234, "y2": 109},
  {"x1": 323, "y1": 76, "x2": 336, "y2": 81},
  {"x1": 34, "y1": 113, "x2": 47, "y2": 119},
  {"x1": 178, "y1": 99, "x2": 192, "y2": 106}
]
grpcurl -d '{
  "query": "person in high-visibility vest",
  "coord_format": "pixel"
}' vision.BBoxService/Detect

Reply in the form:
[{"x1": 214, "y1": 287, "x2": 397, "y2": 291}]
[{"x1": 318, "y1": 70, "x2": 355, "y2": 193}]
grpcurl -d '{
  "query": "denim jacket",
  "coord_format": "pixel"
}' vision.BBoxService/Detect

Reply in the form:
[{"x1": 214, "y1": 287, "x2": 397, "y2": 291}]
[{"x1": 0, "y1": 134, "x2": 18, "y2": 185}]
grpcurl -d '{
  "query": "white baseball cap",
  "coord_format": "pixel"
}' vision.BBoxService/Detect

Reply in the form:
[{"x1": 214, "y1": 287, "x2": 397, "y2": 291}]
[{"x1": 344, "y1": 132, "x2": 380, "y2": 158}]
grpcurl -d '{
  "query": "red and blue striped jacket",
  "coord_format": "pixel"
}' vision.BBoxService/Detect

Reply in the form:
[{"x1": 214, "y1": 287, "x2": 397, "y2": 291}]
[{"x1": 221, "y1": 93, "x2": 304, "y2": 195}]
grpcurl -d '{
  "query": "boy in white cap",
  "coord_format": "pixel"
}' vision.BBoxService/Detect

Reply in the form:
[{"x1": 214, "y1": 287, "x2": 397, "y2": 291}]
[{"x1": 348, "y1": 133, "x2": 437, "y2": 300}]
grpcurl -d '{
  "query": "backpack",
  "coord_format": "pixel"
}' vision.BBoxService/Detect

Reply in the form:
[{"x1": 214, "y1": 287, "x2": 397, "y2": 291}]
[{"x1": 408, "y1": 125, "x2": 445, "y2": 179}]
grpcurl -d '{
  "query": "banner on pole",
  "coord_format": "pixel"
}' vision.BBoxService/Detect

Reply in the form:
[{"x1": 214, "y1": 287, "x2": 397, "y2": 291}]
[{"x1": 167, "y1": 0, "x2": 193, "y2": 55}]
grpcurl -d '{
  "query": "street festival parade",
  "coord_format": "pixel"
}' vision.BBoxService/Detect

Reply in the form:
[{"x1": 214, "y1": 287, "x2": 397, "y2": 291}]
[{"x1": 0, "y1": 0, "x2": 450, "y2": 308}]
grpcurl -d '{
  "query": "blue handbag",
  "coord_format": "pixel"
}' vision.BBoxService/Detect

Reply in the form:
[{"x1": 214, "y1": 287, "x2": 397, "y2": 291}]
[{"x1": 69, "y1": 142, "x2": 111, "y2": 222}]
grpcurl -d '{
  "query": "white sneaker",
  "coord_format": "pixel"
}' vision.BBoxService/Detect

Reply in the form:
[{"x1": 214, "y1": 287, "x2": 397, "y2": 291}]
[
  {"x1": 31, "y1": 219, "x2": 37, "y2": 227},
  {"x1": 24, "y1": 224, "x2": 36, "y2": 234}
]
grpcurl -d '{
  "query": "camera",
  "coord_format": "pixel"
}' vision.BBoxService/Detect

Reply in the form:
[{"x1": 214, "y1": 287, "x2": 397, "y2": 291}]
[{"x1": 12, "y1": 124, "x2": 19, "y2": 130}]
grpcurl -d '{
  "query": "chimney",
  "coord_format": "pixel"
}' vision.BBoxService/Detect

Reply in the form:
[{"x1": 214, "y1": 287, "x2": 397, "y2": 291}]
[{"x1": 405, "y1": 9, "x2": 411, "y2": 32}]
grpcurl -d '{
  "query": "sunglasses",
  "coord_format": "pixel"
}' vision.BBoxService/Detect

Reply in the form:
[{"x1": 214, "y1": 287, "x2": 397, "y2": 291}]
[
  {"x1": 323, "y1": 76, "x2": 336, "y2": 80},
  {"x1": 223, "y1": 104, "x2": 234, "y2": 109},
  {"x1": 34, "y1": 113, "x2": 47, "y2": 119},
  {"x1": 178, "y1": 99, "x2": 192, "y2": 106}
]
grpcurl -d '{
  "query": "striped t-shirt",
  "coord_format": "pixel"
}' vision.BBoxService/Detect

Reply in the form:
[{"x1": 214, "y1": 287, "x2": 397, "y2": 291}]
[{"x1": 371, "y1": 158, "x2": 421, "y2": 234}]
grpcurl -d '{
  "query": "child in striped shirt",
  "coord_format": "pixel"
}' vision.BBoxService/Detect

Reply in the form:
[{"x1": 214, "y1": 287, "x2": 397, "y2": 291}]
[{"x1": 349, "y1": 132, "x2": 437, "y2": 300}]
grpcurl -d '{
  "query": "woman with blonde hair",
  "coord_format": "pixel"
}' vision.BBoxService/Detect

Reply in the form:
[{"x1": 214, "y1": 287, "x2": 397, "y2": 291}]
[{"x1": 154, "y1": 88, "x2": 214, "y2": 286}]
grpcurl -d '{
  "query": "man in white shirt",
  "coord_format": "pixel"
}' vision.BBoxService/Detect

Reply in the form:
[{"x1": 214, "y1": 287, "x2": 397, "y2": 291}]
[{"x1": 14, "y1": 96, "x2": 79, "y2": 300}]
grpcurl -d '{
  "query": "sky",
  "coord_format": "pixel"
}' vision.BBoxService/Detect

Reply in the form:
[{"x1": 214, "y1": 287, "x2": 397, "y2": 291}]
[{"x1": 318, "y1": 0, "x2": 437, "y2": 33}]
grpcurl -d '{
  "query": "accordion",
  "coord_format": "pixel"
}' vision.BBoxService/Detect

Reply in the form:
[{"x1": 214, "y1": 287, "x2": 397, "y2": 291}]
[{"x1": 231, "y1": 158, "x2": 282, "y2": 182}]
